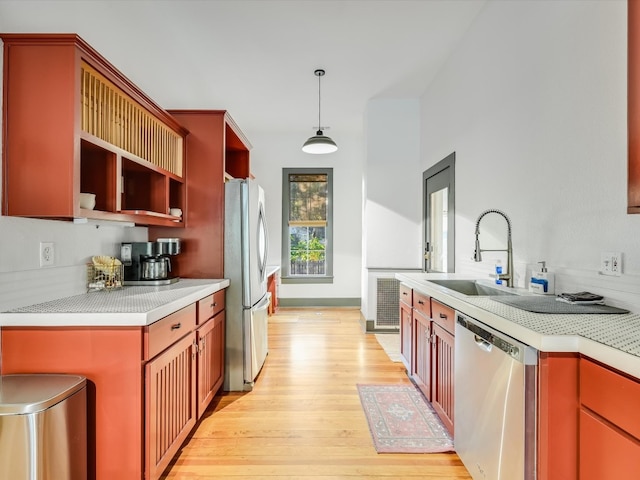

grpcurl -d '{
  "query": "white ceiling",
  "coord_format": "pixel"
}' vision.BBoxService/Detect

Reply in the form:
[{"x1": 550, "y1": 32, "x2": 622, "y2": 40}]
[{"x1": 0, "y1": 0, "x2": 486, "y2": 138}]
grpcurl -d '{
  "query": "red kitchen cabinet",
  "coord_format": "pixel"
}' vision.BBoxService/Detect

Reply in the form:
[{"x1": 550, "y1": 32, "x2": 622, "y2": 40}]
[
  {"x1": 429, "y1": 299, "x2": 455, "y2": 435},
  {"x1": 412, "y1": 307, "x2": 431, "y2": 401},
  {"x1": 1, "y1": 292, "x2": 226, "y2": 480},
  {"x1": 399, "y1": 284, "x2": 413, "y2": 370},
  {"x1": 149, "y1": 110, "x2": 251, "y2": 278},
  {"x1": 578, "y1": 356, "x2": 640, "y2": 479},
  {"x1": 398, "y1": 284, "x2": 454, "y2": 435},
  {"x1": 537, "y1": 352, "x2": 579, "y2": 480},
  {"x1": 579, "y1": 409, "x2": 640, "y2": 480},
  {"x1": 196, "y1": 291, "x2": 226, "y2": 418},
  {"x1": 0, "y1": 33, "x2": 187, "y2": 226},
  {"x1": 145, "y1": 332, "x2": 197, "y2": 480},
  {"x1": 431, "y1": 321, "x2": 454, "y2": 434}
]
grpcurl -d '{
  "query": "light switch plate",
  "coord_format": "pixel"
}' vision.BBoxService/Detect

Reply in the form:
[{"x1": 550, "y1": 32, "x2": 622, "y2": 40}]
[{"x1": 600, "y1": 251, "x2": 622, "y2": 276}]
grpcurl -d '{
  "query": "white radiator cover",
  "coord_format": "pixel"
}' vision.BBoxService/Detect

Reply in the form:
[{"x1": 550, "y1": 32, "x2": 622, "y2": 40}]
[{"x1": 365, "y1": 269, "x2": 421, "y2": 330}]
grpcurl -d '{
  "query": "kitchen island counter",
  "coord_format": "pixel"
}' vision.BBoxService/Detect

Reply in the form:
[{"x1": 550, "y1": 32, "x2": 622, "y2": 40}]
[{"x1": 0, "y1": 278, "x2": 229, "y2": 327}]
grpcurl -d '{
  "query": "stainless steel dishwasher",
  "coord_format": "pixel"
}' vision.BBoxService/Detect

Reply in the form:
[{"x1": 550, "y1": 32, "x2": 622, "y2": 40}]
[{"x1": 455, "y1": 313, "x2": 538, "y2": 480}]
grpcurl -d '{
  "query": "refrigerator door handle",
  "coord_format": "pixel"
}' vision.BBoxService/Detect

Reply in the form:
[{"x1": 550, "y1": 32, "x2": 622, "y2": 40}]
[
  {"x1": 255, "y1": 293, "x2": 271, "y2": 311},
  {"x1": 256, "y1": 202, "x2": 268, "y2": 283}
]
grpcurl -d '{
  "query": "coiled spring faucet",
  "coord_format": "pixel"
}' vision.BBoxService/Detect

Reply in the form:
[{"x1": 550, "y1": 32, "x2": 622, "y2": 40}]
[{"x1": 473, "y1": 209, "x2": 514, "y2": 288}]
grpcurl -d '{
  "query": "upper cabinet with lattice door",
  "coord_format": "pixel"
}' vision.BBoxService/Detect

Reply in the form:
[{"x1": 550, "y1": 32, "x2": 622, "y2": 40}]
[{"x1": 0, "y1": 33, "x2": 188, "y2": 226}]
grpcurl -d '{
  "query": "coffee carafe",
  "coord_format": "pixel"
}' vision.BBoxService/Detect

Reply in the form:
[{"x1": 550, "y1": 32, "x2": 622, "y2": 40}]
[
  {"x1": 121, "y1": 238, "x2": 181, "y2": 285},
  {"x1": 141, "y1": 256, "x2": 171, "y2": 280}
]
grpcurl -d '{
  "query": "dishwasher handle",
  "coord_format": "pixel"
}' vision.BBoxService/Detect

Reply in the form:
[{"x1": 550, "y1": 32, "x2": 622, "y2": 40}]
[
  {"x1": 457, "y1": 313, "x2": 538, "y2": 365},
  {"x1": 474, "y1": 335, "x2": 493, "y2": 352}
]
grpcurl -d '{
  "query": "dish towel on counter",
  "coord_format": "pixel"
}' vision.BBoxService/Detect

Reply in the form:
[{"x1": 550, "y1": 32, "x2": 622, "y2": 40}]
[{"x1": 556, "y1": 291, "x2": 605, "y2": 305}]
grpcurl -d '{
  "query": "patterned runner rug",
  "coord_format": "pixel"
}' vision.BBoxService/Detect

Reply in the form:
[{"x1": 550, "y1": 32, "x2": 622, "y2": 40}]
[{"x1": 357, "y1": 384, "x2": 454, "y2": 454}]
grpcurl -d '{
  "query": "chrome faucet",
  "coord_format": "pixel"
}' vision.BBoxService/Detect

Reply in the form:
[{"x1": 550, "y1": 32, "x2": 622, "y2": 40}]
[{"x1": 473, "y1": 209, "x2": 514, "y2": 288}]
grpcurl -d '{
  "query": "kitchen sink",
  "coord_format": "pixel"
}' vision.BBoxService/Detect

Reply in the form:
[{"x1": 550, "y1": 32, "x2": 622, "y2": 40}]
[{"x1": 427, "y1": 279, "x2": 518, "y2": 296}]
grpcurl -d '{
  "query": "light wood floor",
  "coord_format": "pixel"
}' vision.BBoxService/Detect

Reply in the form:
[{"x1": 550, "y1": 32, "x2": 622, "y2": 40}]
[{"x1": 162, "y1": 307, "x2": 472, "y2": 479}]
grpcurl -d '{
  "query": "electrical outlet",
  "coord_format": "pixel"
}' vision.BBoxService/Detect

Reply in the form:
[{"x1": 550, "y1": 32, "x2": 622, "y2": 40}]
[
  {"x1": 40, "y1": 242, "x2": 55, "y2": 267},
  {"x1": 600, "y1": 251, "x2": 622, "y2": 276}
]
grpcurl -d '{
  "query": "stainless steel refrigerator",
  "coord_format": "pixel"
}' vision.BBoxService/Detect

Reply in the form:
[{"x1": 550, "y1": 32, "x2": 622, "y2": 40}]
[{"x1": 224, "y1": 178, "x2": 270, "y2": 391}]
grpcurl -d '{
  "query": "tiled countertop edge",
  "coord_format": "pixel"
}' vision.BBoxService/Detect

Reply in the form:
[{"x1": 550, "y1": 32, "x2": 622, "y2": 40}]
[
  {"x1": 396, "y1": 272, "x2": 640, "y2": 380},
  {"x1": 0, "y1": 278, "x2": 229, "y2": 327}
]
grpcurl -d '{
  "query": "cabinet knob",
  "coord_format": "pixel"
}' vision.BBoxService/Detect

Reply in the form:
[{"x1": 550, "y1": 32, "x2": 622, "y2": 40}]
[
  {"x1": 439, "y1": 313, "x2": 447, "y2": 319},
  {"x1": 418, "y1": 300, "x2": 425, "y2": 305},
  {"x1": 171, "y1": 322, "x2": 181, "y2": 330}
]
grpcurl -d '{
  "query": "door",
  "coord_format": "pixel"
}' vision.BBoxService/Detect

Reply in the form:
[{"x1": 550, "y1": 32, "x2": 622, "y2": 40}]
[
  {"x1": 431, "y1": 322, "x2": 454, "y2": 434},
  {"x1": 146, "y1": 334, "x2": 196, "y2": 480},
  {"x1": 423, "y1": 153, "x2": 455, "y2": 273},
  {"x1": 413, "y1": 310, "x2": 431, "y2": 401},
  {"x1": 196, "y1": 312, "x2": 225, "y2": 418}
]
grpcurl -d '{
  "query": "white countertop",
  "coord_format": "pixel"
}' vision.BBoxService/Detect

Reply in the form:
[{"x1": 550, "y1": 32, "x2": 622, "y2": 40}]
[
  {"x1": 396, "y1": 272, "x2": 640, "y2": 379},
  {"x1": 266, "y1": 265, "x2": 280, "y2": 278},
  {"x1": 0, "y1": 278, "x2": 229, "y2": 327}
]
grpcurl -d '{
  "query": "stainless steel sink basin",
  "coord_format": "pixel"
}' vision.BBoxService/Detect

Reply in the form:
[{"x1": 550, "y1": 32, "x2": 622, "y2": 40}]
[{"x1": 427, "y1": 279, "x2": 517, "y2": 296}]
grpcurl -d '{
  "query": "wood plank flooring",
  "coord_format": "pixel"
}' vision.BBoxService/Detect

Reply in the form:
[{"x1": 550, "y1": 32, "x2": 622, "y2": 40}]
[{"x1": 162, "y1": 307, "x2": 471, "y2": 479}]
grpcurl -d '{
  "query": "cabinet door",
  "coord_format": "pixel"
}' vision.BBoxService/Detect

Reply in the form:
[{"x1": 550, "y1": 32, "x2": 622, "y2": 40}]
[
  {"x1": 579, "y1": 409, "x2": 640, "y2": 480},
  {"x1": 431, "y1": 322, "x2": 454, "y2": 435},
  {"x1": 399, "y1": 301, "x2": 413, "y2": 369},
  {"x1": 196, "y1": 311, "x2": 226, "y2": 418},
  {"x1": 413, "y1": 310, "x2": 431, "y2": 401},
  {"x1": 146, "y1": 333, "x2": 197, "y2": 480}
]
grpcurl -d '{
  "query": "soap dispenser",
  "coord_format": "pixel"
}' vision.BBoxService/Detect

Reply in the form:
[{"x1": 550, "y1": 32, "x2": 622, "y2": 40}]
[{"x1": 529, "y1": 261, "x2": 555, "y2": 295}]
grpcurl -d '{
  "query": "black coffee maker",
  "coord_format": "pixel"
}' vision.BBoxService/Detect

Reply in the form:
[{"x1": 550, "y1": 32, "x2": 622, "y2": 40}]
[{"x1": 121, "y1": 238, "x2": 181, "y2": 285}]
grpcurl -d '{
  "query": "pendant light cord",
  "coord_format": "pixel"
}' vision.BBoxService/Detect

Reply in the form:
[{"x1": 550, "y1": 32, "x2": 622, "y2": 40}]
[{"x1": 317, "y1": 71, "x2": 322, "y2": 133}]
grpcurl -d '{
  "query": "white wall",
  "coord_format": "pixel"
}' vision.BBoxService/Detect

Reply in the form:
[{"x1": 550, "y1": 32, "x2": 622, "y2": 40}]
[
  {"x1": 420, "y1": 0, "x2": 640, "y2": 312},
  {"x1": 0, "y1": 217, "x2": 147, "y2": 310},
  {"x1": 364, "y1": 99, "x2": 422, "y2": 269},
  {"x1": 249, "y1": 131, "x2": 364, "y2": 301},
  {"x1": 361, "y1": 99, "x2": 422, "y2": 321}
]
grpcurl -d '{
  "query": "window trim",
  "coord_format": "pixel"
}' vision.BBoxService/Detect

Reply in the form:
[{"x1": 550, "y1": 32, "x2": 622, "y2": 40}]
[{"x1": 281, "y1": 167, "x2": 334, "y2": 284}]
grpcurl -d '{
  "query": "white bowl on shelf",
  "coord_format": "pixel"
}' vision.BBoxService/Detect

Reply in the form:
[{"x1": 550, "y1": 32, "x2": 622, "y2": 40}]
[
  {"x1": 79, "y1": 193, "x2": 96, "y2": 210},
  {"x1": 169, "y1": 208, "x2": 182, "y2": 218}
]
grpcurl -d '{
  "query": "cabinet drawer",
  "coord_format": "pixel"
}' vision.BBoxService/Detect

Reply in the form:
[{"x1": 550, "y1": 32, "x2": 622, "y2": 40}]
[
  {"x1": 413, "y1": 291, "x2": 431, "y2": 318},
  {"x1": 197, "y1": 290, "x2": 225, "y2": 325},
  {"x1": 431, "y1": 299, "x2": 455, "y2": 334},
  {"x1": 579, "y1": 408, "x2": 640, "y2": 480},
  {"x1": 580, "y1": 357, "x2": 640, "y2": 440},
  {"x1": 399, "y1": 283, "x2": 413, "y2": 306},
  {"x1": 145, "y1": 304, "x2": 196, "y2": 360}
]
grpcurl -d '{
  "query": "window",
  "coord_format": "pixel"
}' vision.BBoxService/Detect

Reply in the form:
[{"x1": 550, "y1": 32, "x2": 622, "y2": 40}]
[{"x1": 281, "y1": 168, "x2": 333, "y2": 283}]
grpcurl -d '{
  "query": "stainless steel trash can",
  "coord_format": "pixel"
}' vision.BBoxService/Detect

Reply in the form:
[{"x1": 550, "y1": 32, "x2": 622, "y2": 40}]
[{"x1": 0, "y1": 374, "x2": 87, "y2": 480}]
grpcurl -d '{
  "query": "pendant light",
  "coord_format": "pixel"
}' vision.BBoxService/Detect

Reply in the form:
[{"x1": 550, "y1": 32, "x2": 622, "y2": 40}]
[{"x1": 302, "y1": 69, "x2": 338, "y2": 154}]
